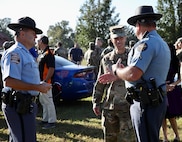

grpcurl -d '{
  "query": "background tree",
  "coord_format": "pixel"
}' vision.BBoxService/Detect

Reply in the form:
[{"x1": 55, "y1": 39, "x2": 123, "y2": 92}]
[
  {"x1": 0, "y1": 18, "x2": 13, "y2": 39},
  {"x1": 157, "y1": 0, "x2": 182, "y2": 44},
  {"x1": 47, "y1": 20, "x2": 74, "y2": 49},
  {"x1": 75, "y1": 0, "x2": 120, "y2": 49}
]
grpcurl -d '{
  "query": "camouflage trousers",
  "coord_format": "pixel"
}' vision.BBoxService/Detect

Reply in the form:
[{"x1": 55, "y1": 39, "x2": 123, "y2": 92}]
[{"x1": 102, "y1": 109, "x2": 136, "y2": 142}]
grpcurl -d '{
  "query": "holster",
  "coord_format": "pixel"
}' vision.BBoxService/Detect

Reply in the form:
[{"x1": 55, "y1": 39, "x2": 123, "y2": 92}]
[
  {"x1": 1, "y1": 91, "x2": 34, "y2": 114},
  {"x1": 1, "y1": 90, "x2": 14, "y2": 107},
  {"x1": 15, "y1": 92, "x2": 34, "y2": 114},
  {"x1": 126, "y1": 83, "x2": 164, "y2": 106}
]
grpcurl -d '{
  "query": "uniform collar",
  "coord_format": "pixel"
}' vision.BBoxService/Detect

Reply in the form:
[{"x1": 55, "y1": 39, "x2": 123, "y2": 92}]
[{"x1": 17, "y1": 42, "x2": 30, "y2": 53}]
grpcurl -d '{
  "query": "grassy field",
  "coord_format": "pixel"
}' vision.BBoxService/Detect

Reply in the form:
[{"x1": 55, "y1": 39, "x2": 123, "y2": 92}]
[{"x1": 0, "y1": 97, "x2": 182, "y2": 142}]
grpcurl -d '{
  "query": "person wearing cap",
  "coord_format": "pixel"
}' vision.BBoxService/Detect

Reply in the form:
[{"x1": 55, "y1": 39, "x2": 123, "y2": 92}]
[
  {"x1": 92, "y1": 25, "x2": 135, "y2": 142},
  {"x1": 92, "y1": 37, "x2": 104, "y2": 77},
  {"x1": 100, "y1": 38, "x2": 114, "y2": 58},
  {"x1": 37, "y1": 35, "x2": 57, "y2": 129},
  {"x1": 1, "y1": 16, "x2": 52, "y2": 142},
  {"x1": 98, "y1": 6, "x2": 171, "y2": 142}
]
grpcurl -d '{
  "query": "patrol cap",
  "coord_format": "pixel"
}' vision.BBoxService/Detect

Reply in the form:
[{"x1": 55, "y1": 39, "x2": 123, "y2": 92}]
[
  {"x1": 127, "y1": 5, "x2": 162, "y2": 26},
  {"x1": 109, "y1": 25, "x2": 126, "y2": 39}
]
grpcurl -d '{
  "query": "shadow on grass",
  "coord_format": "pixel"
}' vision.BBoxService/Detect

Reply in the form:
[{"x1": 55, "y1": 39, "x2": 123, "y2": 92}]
[
  {"x1": 0, "y1": 100, "x2": 103, "y2": 141},
  {"x1": 37, "y1": 122, "x2": 103, "y2": 141},
  {"x1": 36, "y1": 99, "x2": 103, "y2": 141}
]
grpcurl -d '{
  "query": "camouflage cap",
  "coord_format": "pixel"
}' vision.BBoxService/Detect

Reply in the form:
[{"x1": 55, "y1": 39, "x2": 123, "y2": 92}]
[{"x1": 109, "y1": 25, "x2": 126, "y2": 39}]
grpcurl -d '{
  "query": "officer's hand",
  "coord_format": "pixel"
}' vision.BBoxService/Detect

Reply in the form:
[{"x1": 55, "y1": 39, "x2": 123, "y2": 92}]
[
  {"x1": 99, "y1": 72, "x2": 117, "y2": 84},
  {"x1": 93, "y1": 105, "x2": 101, "y2": 116},
  {"x1": 112, "y1": 58, "x2": 125, "y2": 73},
  {"x1": 39, "y1": 82, "x2": 52, "y2": 93}
]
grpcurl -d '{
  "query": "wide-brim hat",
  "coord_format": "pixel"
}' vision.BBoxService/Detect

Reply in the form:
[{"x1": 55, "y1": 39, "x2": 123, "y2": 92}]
[
  {"x1": 8, "y1": 16, "x2": 42, "y2": 34},
  {"x1": 127, "y1": 6, "x2": 162, "y2": 26}
]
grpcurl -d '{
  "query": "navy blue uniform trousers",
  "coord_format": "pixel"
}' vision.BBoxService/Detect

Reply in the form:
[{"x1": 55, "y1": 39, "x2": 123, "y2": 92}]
[
  {"x1": 130, "y1": 96, "x2": 167, "y2": 142},
  {"x1": 2, "y1": 102, "x2": 37, "y2": 142}
]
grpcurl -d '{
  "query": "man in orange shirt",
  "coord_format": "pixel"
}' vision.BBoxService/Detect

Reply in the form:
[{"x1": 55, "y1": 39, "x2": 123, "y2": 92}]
[{"x1": 37, "y1": 35, "x2": 57, "y2": 129}]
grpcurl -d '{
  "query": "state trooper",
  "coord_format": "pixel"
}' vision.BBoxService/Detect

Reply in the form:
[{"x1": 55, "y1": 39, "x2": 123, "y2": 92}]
[
  {"x1": 1, "y1": 17, "x2": 52, "y2": 142},
  {"x1": 92, "y1": 25, "x2": 135, "y2": 142},
  {"x1": 98, "y1": 6, "x2": 171, "y2": 142}
]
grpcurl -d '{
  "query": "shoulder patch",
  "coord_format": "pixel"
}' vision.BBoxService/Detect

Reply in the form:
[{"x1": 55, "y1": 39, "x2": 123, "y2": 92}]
[
  {"x1": 137, "y1": 43, "x2": 147, "y2": 52},
  {"x1": 11, "y1": 53, "x2": 20, "y2": 64}
]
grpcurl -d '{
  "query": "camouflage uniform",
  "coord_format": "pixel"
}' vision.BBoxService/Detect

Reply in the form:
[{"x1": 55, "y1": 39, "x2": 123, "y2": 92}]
[
  {"x1": 92, "y1": 50, "x2": 135, "y2": 142},
  {"x1": 101, "y1": 39, "x2": 114, "y2": 58},
  {"x1": 91, "y1": 46, "x2": 104, "y2": 77},
  {"x1": 84, "y1": 42, "x2": 95, "y2": 66},
  {"x1": 100, "y1": 45, "x2": 114, "y2": 58}
]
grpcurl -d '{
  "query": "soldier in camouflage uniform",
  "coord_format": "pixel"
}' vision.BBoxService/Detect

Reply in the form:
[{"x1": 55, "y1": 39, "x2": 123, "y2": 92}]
[
  {"x1": 92, "y1": 25, "x2": 135, "y2": 142},
  {"x1": 92, "y1": 37, "x2": 104, "y2": 78},
  {"x1": 101, "y1": 38, "x2": 114, "y2": 58},
  {"x1": 84, "y1": 42, "x2": 95, "y2": 66}
]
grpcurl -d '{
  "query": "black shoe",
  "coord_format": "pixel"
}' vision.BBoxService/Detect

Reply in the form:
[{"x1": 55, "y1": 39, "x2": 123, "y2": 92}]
[
  {"x1": 173, "y1": 138, "x2": 180, "y2": 142},
  {"x1": 42, "y1": 123, "x2": 56, "y2": 129},
  {"x1": 39, "y1": 121, "x2": 48, "y2": 126}
]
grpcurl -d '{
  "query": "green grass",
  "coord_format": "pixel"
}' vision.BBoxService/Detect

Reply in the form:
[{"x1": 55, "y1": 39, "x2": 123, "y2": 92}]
[
  {"x1": 0, "y1": 97, "x2": 103, "y2": 142},
  {"x1": 0, "y1": 97, "x2": 182, "y2": 142}
]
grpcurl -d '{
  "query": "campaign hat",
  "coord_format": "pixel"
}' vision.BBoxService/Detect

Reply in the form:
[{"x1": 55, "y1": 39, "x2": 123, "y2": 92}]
[
  {"x1": 127, "y1": 5, "x2": 162, "y2": 26},
  {"x1": 109, "y1": 25, "x2": 126, "y2": 39},
  {"x1": 8, "y1": 16, "x2": 42, "y2": 34}
]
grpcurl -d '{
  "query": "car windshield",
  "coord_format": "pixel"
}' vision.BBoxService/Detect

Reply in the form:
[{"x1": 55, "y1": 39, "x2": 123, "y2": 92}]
[{"x1": 55, "y1": 55, "x2": 75, "y2": 68}]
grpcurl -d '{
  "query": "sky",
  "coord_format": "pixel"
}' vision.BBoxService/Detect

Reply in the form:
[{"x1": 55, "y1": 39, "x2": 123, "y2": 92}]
[{"x1": 0, "y1": 0, "x2": 157, "y2": 35}]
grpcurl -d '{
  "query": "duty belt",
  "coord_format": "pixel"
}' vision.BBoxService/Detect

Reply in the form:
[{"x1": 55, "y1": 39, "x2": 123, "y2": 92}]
[{"x1": 125, "y1": 86, "x2": 166, "y2": 106}]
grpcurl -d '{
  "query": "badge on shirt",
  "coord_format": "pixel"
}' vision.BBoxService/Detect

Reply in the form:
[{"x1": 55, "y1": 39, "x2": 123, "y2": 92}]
[
  {"x1": 137, "y1": 43, "x2": 147, "y2": 52},
  {"x1": 11, "y1": 53, "x2": 20, "y2": 64}
]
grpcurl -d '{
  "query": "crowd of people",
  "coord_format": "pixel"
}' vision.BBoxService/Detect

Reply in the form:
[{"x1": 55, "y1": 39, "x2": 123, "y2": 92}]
[{"x1": 0, "y1": 4, "x2": 182, "y2": 142}]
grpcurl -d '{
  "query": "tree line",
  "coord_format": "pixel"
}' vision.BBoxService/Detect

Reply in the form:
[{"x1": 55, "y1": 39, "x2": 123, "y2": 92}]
[{"x1": 0, "y1": 0, "x2": 182, "y2": 49}]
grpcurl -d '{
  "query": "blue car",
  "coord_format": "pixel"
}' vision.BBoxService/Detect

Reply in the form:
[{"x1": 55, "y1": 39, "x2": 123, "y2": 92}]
[{"x1": 52, "y1": 55, "x2": 95, "y2": 103}]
